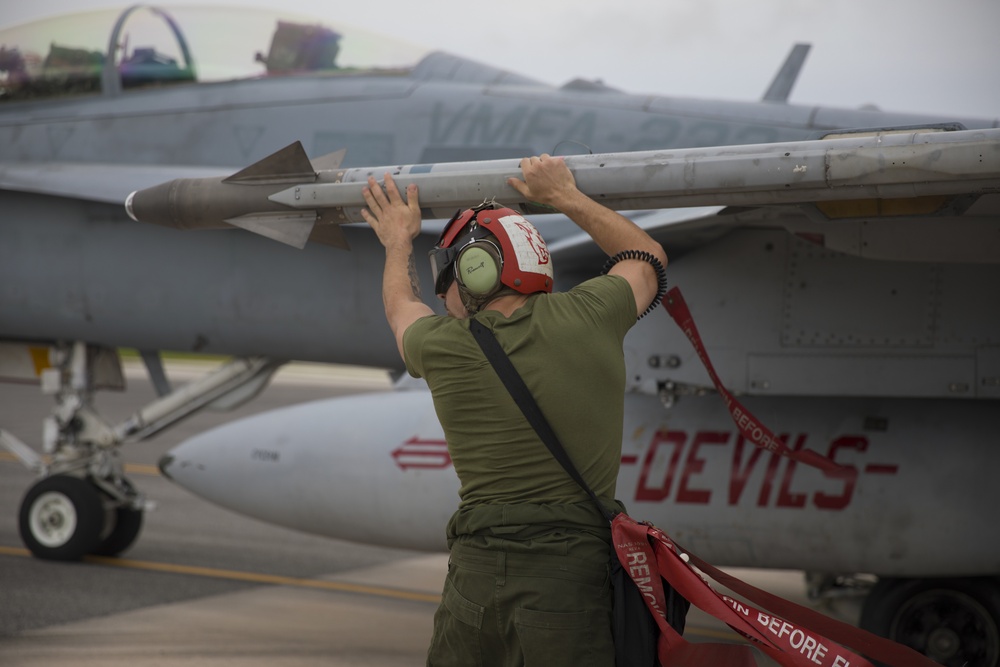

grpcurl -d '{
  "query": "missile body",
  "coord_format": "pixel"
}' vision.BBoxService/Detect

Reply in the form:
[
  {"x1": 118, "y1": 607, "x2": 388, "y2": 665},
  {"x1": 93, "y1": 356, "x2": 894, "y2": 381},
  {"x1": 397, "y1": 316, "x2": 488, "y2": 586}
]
[
  {"x1": 126, "y1": 177, "x2": 298, "y2": 230},
  {"x1": 125, "y1": 143, "x2": 351, "y2": 249},
  {"x1": 126, "y1": 127, "x2": 1000, "y2": 249}
]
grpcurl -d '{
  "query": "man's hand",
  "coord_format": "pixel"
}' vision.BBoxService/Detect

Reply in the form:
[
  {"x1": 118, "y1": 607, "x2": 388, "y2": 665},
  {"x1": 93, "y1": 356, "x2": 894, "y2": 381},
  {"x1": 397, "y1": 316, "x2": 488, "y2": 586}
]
[
  {"x1": 361, "y1": 173, "x2": 421, "y2": 249},
  {"x1": 507, "y1": 154, "x2": 581, "y2": 211},
  {"x1": 510, "y1": 154, "x2": 668, "y2": 320},
  {"x1": 361, "y1": 172, "x2": 432, "y2": 362}
]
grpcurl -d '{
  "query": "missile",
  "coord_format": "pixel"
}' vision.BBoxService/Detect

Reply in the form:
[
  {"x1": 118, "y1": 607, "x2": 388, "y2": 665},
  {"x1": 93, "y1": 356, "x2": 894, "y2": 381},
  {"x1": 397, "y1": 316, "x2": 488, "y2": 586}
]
[
  {"x1": 124, "y1": 143, "x2": 352, "y2": 249},
  {"x1": 126, "y1": 127, "x2": 1000, "y2": 249}
]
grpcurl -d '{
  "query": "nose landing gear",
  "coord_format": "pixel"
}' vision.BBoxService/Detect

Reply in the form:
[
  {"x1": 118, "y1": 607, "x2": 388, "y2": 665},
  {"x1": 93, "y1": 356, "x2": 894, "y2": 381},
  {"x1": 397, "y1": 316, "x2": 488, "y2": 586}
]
[{"x1": 2, "y1": 341, "x2": 283, "y2": 561}]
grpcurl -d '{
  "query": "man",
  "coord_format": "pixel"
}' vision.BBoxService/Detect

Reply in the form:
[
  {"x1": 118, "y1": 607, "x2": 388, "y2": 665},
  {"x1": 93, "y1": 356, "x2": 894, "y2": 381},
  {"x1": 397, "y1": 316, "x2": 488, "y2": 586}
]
[{"x1": 362, "y1": 154, "x2": 667, "y2": 666}]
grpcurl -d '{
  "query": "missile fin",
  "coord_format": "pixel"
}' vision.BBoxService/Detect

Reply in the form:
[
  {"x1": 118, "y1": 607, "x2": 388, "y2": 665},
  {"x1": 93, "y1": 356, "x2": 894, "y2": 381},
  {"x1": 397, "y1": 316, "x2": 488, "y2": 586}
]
[
  {"x1": 308, "y1": 213, "x2": 351, "y2": 250},
  {"x1": 225, "y1": 212, "x2": 316, "y2": 249},
  {"x1": 311, "y1": 148, "x2": 347, "y2": 172},
  {"x1": 223, "y1": 142, "x2": 316, "y2": 185}
]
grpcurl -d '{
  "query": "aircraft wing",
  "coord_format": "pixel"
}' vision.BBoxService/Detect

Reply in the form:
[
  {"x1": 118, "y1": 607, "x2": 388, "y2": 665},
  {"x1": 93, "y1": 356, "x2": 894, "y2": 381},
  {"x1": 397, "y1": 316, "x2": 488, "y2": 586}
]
[
  {"x1": 547, "y1": 206, "x2": 729, "y2": 269},
  {"x1": 707, "y1": 196, "x2": 1000, "y2": 264},
  {"x1": 0, "y1": 161, "x2": 230, "y2": 205}
]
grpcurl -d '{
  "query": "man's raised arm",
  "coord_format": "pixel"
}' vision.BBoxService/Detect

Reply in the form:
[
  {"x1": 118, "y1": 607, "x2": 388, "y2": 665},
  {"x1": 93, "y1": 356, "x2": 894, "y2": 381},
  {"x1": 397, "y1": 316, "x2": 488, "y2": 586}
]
[
  {"x1": 361, "y1": 173, "x2": 433, "y2": 361},
  {"x1": 508, "y1": 154, "x2": 668, "y2": 318}
]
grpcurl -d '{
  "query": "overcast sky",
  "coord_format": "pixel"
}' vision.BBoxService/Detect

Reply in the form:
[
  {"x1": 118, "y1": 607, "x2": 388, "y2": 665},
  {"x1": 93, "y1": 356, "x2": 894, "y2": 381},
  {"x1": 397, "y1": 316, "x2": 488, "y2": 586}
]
[{"x1": 2, "y1": 0, "x2": 998, "y2": 120}]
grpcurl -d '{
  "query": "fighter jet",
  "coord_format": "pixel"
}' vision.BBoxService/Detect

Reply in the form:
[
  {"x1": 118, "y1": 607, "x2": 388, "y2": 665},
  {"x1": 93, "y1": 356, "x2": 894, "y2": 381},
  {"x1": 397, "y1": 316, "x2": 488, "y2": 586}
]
[{"x1": 1, "y1": 5, "x2": 998, "y2": 665}]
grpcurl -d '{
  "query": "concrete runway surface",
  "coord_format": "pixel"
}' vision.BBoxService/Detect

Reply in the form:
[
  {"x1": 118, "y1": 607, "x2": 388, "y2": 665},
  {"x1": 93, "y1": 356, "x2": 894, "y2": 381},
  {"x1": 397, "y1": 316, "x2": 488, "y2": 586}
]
[{"x1": 0, "y1": 359, "x2": 860, "y2": 666}]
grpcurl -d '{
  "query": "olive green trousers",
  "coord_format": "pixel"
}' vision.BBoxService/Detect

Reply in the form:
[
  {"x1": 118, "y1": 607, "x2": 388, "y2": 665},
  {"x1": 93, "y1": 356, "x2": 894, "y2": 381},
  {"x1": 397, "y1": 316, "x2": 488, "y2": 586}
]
[
  {"x1": 427, "y1": 545, "x2": 615, "y2": 667},
  {"x1": 427, "y1": 501, "x2": 624, "y2": 666},
  {"x1": 426, "y1": 543, "x2": 615, "y2": 667}
]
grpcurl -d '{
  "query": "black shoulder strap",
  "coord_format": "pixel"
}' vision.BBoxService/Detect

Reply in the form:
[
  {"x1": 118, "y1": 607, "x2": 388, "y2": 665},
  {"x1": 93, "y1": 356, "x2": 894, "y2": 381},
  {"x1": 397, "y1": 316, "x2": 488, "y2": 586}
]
[{"x1": 468, "y1": 319, "x2": 615, "y2": 521}]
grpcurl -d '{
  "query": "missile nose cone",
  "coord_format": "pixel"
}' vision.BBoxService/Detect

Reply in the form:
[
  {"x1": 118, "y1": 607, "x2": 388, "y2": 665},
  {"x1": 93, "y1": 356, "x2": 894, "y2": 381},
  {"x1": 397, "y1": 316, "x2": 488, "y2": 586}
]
[{"x1": 125, "y1": 191, "x2": 138, "y2": 222}]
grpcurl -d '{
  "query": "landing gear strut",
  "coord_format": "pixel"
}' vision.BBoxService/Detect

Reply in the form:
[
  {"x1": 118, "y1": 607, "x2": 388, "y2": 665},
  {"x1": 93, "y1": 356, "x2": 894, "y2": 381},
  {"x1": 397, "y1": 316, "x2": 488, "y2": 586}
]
[{"x1": 2, "y1": 341, "x2": 284, "y2": 561}]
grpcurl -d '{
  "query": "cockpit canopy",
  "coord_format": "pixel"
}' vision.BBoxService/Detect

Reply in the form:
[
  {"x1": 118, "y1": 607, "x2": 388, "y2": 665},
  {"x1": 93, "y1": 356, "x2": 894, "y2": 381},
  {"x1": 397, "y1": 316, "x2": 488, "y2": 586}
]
[{"x1": 0, "y1": 5, "x2": 429, "y2": 102}]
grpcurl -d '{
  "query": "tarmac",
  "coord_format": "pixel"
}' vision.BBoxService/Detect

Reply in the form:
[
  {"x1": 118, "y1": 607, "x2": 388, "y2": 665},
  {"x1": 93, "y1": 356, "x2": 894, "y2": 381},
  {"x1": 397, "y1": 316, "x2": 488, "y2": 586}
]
[
  {"x1": 0, "y1": 360, "x2": 859, "y2": 666},
  {"x1": 0, "y1": 552, "x2": 446, "y2": 667},
  {"x1": 0, "y1": 545, "x2": 849, "y2": 666}
]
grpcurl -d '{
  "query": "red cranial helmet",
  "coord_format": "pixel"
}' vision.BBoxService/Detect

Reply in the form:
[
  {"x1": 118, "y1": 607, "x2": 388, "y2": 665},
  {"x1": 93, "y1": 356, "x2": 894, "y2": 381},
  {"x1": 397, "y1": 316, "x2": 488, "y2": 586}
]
[{"x1": 429, "y1": 204, "x2": 553, "y2": 312}]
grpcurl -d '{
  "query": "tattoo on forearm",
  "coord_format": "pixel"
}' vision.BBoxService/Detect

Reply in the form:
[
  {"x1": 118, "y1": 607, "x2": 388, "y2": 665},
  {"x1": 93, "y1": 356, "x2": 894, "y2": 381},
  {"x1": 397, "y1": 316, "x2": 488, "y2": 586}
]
[{"x1": 407, "y1": 251, "x2": 421, "y2": 298}]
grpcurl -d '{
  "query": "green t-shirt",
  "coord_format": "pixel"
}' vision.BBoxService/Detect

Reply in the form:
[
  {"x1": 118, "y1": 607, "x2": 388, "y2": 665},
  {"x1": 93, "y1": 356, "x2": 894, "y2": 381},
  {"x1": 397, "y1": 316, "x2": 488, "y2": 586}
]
[{"x1": 403, "y1": 275, "x2": 637, "y2": 510}]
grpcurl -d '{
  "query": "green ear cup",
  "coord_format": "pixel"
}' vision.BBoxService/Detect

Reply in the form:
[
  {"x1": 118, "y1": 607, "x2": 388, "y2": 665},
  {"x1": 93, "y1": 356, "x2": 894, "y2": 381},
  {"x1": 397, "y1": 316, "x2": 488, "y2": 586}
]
[{"x1": 457, "y1": 244, "x2": 500, "y2": 295}]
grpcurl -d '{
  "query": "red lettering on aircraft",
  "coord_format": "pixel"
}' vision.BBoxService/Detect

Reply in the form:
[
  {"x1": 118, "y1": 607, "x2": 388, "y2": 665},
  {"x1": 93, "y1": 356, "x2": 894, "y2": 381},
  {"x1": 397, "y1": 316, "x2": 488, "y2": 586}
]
[
  {"x1": 390, "y1": 431, "x2": 899, "y2": 512},
  {"x1": 756, "y1": 439, "x2": 784, "y2": 507},
  {"x1": 729, "y1": 436, "x2": 765, "y2": 505},
  {"x1": 864, "y1": 463, "x2": 899, "y2": 475},
  {"x1": 676, "y1": 431, "x2": 728, "y2": 504},
  {"x1": 634, "y1": 430, "x2": 899, "y2": 511},
  {"x1": 635, "y1": 430, "x2": 686, "y2": 502},
  {"x1": 777, "y1": 435, "x2": 808, "y2": 508},
  {"x1": 813, "y1": 436, "x2": 864, "y2": 510},
  {"x1": 391, "y1": 437, "x2": 451, "y2": 470}
]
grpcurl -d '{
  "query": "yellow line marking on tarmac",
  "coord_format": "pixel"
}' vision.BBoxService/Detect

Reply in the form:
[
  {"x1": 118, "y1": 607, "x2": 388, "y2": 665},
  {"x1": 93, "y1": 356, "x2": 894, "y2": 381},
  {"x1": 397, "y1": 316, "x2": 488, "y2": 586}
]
[
  {"x1": 85, "y1": 554, "x2": 445, "y2": 604},
  {"x1": 123, "y1": 463, "x2": 161, "y2": 476},
  {"x1": 0, "y1": 451, "x2": 160, "y2": 476},
  {"x1": 0, "y1": 544, "x2": 439, "y2": 603},
  {"x1": 0, "y1": 546, "x2": 31, "y2": 557},
  {"x1": 0, "y1": 544, "x2": 740, "y2": 642}
]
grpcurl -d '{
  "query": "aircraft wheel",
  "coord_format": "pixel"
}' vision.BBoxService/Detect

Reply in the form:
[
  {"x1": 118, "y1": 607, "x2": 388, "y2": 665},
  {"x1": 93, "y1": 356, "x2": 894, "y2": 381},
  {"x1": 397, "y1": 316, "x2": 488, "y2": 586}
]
[
  {"x1": 860, "y1": 577, "x2": 1000, "y2": 667},
  {"x1": 91, "y1": 477, "x2": 144, "y2": 557},
  {"x1": 91, "y1": 507, "x2": 142, "y2": 556},
  {"x1": 18, "y1": 475, "x2": 104, "y2": 561},
  {"x1": 91, "y1": 505, "x2": 143, "y2": 557}
]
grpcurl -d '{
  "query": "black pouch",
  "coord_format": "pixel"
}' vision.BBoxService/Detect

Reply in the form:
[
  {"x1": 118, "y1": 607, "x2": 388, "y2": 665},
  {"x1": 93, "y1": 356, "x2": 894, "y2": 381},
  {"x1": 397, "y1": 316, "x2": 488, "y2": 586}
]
[{"x1": 611, "y1": 555, "x2": 690, "y2": 667}]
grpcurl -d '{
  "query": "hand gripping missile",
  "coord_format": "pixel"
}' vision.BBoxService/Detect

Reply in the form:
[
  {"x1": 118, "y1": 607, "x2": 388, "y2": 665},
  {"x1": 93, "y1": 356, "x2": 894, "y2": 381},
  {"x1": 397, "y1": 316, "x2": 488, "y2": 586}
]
[{"x1": 125, "y1": 127, "x2": 1000, "y2": 249}]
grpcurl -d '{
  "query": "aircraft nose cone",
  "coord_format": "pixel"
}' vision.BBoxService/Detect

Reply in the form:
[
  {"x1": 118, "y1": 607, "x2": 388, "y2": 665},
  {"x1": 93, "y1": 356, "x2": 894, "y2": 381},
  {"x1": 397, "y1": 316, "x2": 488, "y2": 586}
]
[{"x1": 158, "y1": 453, "x2": 175, "y2": 480}]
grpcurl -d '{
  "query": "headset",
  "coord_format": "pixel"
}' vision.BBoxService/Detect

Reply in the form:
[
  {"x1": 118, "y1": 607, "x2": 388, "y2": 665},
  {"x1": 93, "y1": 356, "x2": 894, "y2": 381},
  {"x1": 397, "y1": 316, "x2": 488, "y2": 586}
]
[
  {"x1": 429, "y1": 204, "x2": 553, "y2": 313},
  {"x1": 454, "y1": 235, "x2": 503, "y2": 297}
]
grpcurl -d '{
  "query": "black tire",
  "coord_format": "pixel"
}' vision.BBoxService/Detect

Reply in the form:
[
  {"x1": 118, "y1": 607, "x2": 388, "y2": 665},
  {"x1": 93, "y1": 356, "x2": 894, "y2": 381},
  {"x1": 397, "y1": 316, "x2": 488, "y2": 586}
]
[
  {"x1": 860, "y1": 577, "x2": 1000, "y2": 667},
  {"x1": 18, "y1": 475, "x2": 105, "y2": 561},
  {"x1": 91, "y1": 505, "x2": 143, "y2": 557}
]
